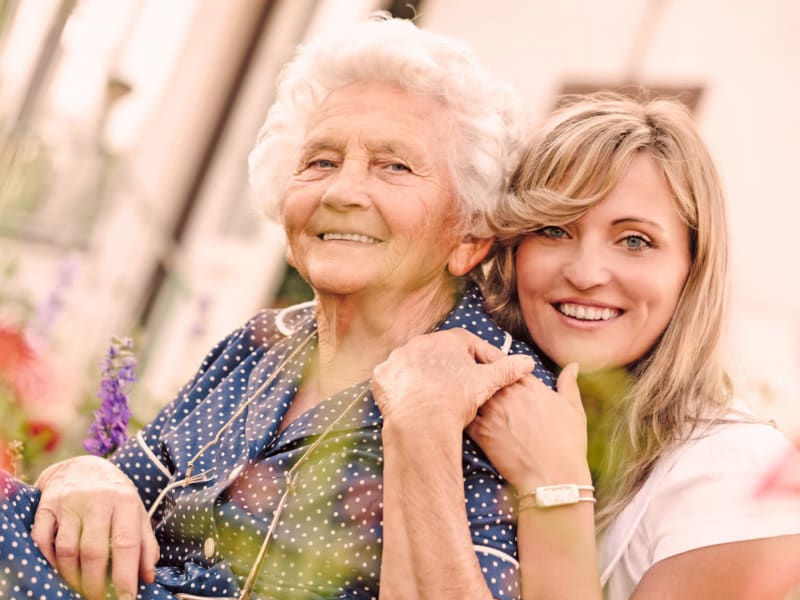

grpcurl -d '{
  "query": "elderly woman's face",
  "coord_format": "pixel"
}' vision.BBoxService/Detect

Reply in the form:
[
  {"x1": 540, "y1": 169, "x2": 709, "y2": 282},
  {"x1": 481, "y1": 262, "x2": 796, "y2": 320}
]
[{"x1": 282, "y1": 82, "x2": 477, "y2": 300}]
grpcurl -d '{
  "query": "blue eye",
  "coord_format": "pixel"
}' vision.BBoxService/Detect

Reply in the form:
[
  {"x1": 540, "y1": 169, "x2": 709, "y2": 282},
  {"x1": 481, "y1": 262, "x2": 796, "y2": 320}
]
[
  {"x1": 534, "y1": 226, "x2": 568, "y2": 240},
  {"x1": 621, "y1": 234, "x2": 652, "y2": 250},
  {"x1": 310, "y1": 159, "x2": 337, "y2": 169},
  {"x1": 386, "y1": 162, "x2": 411, "y2": 172}
]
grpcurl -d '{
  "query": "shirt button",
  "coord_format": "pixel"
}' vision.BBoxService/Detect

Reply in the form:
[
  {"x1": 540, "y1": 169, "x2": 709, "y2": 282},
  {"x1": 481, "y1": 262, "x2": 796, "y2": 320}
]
[
  {"x1": 229, "y1": 464, "x2": 243, "y2": 481},
  {"x1": 204, "y1": 537, "x2": 216, "y2": 559}
]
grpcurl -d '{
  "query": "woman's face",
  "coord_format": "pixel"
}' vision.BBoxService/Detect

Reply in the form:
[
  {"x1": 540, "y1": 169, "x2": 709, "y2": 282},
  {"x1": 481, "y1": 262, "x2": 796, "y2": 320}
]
[
  {"x1": 515, "y1": 154, "x2": 692, "y2": 372},
  {"x1": 282, "y1": 82, "x2": 485, "y2": 300}
]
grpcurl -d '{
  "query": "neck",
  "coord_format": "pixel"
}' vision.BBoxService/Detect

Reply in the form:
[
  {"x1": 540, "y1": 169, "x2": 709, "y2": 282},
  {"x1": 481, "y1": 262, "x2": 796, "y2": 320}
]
[{"x1": 310, "y1": 281, "x2": 458, "y2": 396}]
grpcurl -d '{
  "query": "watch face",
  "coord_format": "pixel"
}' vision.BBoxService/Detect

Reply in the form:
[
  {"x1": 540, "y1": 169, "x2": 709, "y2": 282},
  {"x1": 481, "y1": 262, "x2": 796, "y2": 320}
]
[{"x1": 534, "y1": 484, "x2": 580, "y2": 507}]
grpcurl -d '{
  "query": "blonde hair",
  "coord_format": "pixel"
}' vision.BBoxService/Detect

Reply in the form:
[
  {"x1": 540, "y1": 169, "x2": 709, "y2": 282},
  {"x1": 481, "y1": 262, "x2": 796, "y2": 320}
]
[
  {"x1": 479, "y1": 92, "x2": 733, "y2": 527},
  {"x1": 247, "y1": 13, "x2": 522, "y2": 238}
]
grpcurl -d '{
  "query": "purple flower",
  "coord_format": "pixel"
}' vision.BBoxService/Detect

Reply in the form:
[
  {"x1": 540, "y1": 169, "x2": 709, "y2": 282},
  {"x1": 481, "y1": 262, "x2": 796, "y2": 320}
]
[
  {"x1": 26, "y1": 255, "x2": 78, "y2": 346},
  {"x1": 83, "y1": 336, "x2": 136, "y2": 457}
]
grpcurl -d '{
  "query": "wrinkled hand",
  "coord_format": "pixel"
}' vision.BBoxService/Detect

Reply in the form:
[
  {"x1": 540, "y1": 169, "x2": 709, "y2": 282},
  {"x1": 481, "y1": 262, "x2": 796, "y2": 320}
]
[
  {"x1": 466, "y1": 364, "x2": 591, "y2": 493},
  {"x1": 31, "y1": 456, "x2": 159, "y2": 600},
  {"x1": 372, "y1": 328, "x2": 535, "y2": 435}
]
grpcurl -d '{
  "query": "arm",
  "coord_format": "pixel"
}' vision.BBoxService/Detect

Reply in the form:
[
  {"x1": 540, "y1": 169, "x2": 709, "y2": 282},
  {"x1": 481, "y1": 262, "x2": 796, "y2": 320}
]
[
  {"x1": 30, "y1": 320, "x2": 254, "y2": 600},
  {"x1": 466, "y1": 366, "x2": 602, "y2": 600},
  {"x1": 632, "y1": 535, "x2": 800, "y2": 599},
  {"x1": 373, "y1": 329, "x2": 534, "y2": 599}
]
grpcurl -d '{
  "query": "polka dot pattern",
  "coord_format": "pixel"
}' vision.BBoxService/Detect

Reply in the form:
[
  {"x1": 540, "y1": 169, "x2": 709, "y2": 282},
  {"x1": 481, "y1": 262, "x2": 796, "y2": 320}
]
[{"x1": 1, "y1": 285, "x2": 553, "y2": 599}]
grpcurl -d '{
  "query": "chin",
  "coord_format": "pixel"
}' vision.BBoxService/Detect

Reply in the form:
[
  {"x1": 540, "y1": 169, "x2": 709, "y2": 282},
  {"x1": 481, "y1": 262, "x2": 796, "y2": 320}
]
[{"x1": 554, "y1": 351, "x2": 619, "y2": 374}]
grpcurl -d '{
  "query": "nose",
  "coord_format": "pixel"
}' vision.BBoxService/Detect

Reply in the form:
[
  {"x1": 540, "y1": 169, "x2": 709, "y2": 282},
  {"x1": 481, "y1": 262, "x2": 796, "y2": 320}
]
[
  {"x1": 320, "y1": 158, "x2": 371, "y2": 210},
  {"x1": 561, "y1": 242, "x2": 612, "y2": 290}
]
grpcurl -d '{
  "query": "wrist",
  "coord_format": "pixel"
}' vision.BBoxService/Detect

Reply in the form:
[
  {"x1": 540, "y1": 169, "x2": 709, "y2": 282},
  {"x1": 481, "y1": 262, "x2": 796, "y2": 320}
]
[
  {"x1": 513, "y1": 463, "x2": 592, "y2": 496},
  {"x1": 517, "y1": 483, "x2": 596, "y2": 512}
]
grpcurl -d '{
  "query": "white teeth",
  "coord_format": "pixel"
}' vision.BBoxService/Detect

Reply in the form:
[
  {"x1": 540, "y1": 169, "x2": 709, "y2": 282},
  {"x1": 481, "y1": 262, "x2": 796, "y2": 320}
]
[
  {"x1": 321, "y1": 232, "x2": 380, "y2": 244},
  {"x1": 557, "y1": 303, "x2": 620, "y2": 321}
]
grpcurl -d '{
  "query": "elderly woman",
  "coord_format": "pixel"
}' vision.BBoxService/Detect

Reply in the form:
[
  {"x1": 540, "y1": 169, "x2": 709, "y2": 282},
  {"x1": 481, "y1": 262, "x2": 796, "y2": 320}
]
[
  {"x1": 379, "y1": 93, "x2": 800, "y2": 599},
  {"x1": 0, "y1": 15, "x2": 550, "y2": 600}
]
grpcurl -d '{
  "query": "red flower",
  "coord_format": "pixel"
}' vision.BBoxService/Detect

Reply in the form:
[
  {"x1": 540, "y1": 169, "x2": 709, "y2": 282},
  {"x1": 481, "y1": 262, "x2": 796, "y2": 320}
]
[
  {"x1": 26, "y1": 421, "x2": 60, "y2": 453},
  {"x1": 0, "y1": 323, "x2": 47, "y2": 400}
]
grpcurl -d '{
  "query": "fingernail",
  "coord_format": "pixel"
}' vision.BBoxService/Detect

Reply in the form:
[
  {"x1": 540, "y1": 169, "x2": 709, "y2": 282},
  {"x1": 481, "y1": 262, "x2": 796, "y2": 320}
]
[
  {"x1": 118, "y1": 594, "x2": 134, "y2": 600},
  {"x1": 519, "y1": 355, "x2": 535, "y2": 369}
]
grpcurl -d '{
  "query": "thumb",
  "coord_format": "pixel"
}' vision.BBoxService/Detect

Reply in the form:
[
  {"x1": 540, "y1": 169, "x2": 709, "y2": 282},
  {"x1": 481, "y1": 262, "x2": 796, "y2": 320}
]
[{"x1": 556, "y1": 362, "x2": 580, "y2": 400}]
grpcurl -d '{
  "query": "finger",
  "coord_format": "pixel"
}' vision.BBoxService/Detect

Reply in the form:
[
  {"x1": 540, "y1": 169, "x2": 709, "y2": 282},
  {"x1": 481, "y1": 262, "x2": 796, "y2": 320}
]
[
  {"x1": 556, "y1": 362, "x2": 580, "y2": 401},
  {"x1": 139, "y1": 512, "x2": 159, "y2": 584},
  {"x1": 109, "y1": 503, "x2": 145, "y2": 600},
  {"x1": 53, "y1": 509, "x2": 83, "y2": 593},
  {"x1": 465, "y1": 417, "x2": 482, "y2": 442},
  {"x1": 468, "y1": 336, "x2": 507, "y2": 364},
  {"x1": 30, "y1": 506, "x2": 58, "y2": 566},
  {"x1": 80, "y1": 510, "x2": 111, "y2": 600},
  {"x1": 478, "y1": 354, "x2": 535, "y2": 399}
]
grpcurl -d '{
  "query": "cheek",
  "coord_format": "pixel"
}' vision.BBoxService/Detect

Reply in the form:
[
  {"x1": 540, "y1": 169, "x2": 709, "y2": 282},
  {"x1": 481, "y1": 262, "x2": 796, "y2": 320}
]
[
  {"x1": 514, "y1": 242, "x2": 552, "y2": 297},
  {"x1": 638, "y1": 268, "x2": 689, "y2": 346}
]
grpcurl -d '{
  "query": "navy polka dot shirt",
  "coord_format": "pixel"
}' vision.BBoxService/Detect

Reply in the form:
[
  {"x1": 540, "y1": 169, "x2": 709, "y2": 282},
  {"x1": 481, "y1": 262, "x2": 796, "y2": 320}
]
[{"x1": 0, "y1": 285, "x2": 554, "y2": 599}]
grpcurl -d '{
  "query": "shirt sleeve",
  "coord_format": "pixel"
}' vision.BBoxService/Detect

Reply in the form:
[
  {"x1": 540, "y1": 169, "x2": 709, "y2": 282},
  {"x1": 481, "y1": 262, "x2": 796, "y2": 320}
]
[
  {"x1": 644, "y1": 421, "x2": 800, "y2": 565},
  {"x1": 109, "y1": 314, "x2": 268, "y2": 514},
  {"x1": 464, "y1": 437, "x2": 521, "y2": 599}
]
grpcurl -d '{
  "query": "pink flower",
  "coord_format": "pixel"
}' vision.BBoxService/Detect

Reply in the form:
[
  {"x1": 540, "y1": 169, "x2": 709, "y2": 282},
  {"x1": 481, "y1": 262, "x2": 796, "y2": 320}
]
[{"x1": 757, "y1": 440, "x2": 800, "y2": 497}]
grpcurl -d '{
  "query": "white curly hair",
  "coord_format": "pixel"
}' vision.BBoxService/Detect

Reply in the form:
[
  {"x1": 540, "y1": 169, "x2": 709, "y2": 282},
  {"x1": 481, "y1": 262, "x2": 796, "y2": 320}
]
[{"x1": 247, "y1": 13, "x2": 523, "y2": 238}]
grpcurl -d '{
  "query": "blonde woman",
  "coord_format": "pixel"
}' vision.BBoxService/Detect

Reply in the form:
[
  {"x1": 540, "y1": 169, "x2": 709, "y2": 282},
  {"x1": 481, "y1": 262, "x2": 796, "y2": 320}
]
[
  {"x1": 472, "y1": 93, "x2": 800, "y2": 598},
  {"x1": 376, "y1": 92, "x2": 800, "y2": 599}
]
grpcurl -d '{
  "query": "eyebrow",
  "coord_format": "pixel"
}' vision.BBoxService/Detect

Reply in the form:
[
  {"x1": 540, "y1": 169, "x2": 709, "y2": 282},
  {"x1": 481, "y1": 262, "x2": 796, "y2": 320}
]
[
  {"x1": 299, "y1": 139, "x2": 342, "y2": 158},
  {"x1": 611, "y1": 217, "x2": 665, "y2": 231}
]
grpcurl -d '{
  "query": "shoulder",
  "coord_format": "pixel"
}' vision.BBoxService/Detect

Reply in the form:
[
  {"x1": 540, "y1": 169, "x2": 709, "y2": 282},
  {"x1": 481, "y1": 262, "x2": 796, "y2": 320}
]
[
  {"x1": 230, "y1": 300, "x2": 316, "y2": 350},
  {"x1": 600, "y1": 413, "x2": 800, "y2": 597},
  {"x1": 643, "y1": 414, "x2": 800, "y2": 558},
  {"x1": 440, "y1": 283, "x2": 557, "y2": 389},
  {"x1": 600, "y1": 410, "x2": 800, "y2": 596},
  {"x1": 182, "y1": 301, "x2": 316, "y2": 395},
  {"x1": 671, "y1": 407, "x2": 795, "y2": 481}
]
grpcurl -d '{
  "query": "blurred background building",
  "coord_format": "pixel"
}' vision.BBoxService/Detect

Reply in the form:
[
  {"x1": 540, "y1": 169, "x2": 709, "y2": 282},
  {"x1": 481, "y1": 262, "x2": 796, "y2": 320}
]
[{"x1": 0, "y1": 0, "x2": 798, "y2": 468}]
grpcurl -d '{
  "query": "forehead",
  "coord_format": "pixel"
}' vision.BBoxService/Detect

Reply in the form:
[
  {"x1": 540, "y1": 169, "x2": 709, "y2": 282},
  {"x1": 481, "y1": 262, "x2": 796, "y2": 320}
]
[
  {"x1": 587, "y1": 154, "x2": 685, "y2": 226},
  {"x1": 303, "y1": 82, "x2": 453, "y2": 154}
]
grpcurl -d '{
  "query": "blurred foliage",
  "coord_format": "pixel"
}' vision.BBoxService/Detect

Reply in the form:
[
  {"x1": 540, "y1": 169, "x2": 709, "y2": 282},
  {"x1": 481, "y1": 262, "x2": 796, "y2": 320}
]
[
  {"x1": 0, "y1": 126, "x2": 52, "y2": 227},
  {"x1": 273, "y1": 264, "x2": 314, "y2": 308},
  {"x1": 579, "y1": 368, "x2": 633, "y2": 496}
]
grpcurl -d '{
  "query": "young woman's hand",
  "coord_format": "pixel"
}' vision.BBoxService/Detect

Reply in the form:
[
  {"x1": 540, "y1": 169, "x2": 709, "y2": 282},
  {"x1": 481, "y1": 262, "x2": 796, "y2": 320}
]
[{"x1": 466, "y1": 364, "x2": 592, "y2": 492}]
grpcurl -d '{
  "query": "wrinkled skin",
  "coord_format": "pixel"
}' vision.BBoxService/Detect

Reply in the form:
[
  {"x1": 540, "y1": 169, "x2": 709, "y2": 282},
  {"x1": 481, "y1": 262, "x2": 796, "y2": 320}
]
[{"x1": 32, "y1": 456, "x2": 159, "y2": 600}]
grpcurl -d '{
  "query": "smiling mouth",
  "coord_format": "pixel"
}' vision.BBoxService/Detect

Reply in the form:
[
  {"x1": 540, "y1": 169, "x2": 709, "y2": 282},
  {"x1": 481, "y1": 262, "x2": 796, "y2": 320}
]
[
  {"x1": 320, "y1": 232, "x2": 381, "y2": 244},
  {"x1": 556, "y1": 302, "x2": 621, "y2": 321}
]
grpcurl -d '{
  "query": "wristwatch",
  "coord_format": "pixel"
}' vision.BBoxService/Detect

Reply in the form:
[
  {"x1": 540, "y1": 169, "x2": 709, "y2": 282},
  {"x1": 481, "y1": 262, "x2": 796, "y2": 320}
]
[{"x1": 517, "y1": 484, "x2": 595, "y2": 510}]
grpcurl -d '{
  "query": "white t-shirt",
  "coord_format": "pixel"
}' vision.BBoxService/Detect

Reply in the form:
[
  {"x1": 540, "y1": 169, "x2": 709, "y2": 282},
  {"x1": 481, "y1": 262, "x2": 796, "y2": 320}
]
[{"x1": 599, "y1": 406, "x2": 800, "y2": 599}]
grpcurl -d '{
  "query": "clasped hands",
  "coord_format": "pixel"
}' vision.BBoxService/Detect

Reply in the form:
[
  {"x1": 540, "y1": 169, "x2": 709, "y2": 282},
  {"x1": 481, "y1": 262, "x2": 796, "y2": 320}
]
[{"x1": 373, "y1": 328, "x2": 588, "y2": 493}]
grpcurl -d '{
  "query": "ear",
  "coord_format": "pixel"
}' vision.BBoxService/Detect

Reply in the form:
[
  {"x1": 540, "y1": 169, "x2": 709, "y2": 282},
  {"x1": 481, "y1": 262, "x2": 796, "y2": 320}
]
[{"x1": 447, "y1": 237, "x2": 494, "y2": 276}]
